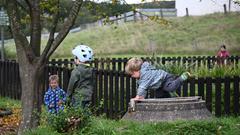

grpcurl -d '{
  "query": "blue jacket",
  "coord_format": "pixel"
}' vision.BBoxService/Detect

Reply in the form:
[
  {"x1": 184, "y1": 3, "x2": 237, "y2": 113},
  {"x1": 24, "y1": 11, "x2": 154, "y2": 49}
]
[
  {"x1": 44, "y1": 86, "x2": 66, "y2": 113},
  {"x1": 137, "y1": 62, "x2": 169, "y2": 97}
]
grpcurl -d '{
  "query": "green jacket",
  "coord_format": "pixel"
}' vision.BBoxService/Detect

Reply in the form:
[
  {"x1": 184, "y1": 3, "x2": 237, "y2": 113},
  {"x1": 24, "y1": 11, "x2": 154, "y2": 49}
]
[{"x1": 67, "y1": 64, "x2": 95, "y2": 102}]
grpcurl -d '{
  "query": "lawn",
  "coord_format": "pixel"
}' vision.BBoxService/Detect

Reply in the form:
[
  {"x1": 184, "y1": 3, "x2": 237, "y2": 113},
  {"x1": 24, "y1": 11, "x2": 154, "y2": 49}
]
[
  {"x1": 26, "y1": 116, "x2": 240, "y2": 135},
  {"x1": 1, "y1": 97, "x2": 240, "y2": 135},
  {"x1": 5, "y1": 12, "x2": 240, "y2": 59}
]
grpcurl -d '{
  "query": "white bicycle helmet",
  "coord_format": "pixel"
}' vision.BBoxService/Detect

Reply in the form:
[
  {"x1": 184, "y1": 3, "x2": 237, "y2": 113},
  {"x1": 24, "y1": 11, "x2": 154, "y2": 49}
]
[{"x1": 72, "y1": 45, "x2": 94, "y2": 62}]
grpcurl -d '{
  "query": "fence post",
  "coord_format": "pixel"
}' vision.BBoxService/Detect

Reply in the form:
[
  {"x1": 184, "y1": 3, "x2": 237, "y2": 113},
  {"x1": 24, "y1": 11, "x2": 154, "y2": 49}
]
[
  {"x1": 133, "y1": 10, "x2": 137, "y2": 22},
  {"x1": 104, "y1": 70, "x2": 109, "y2": 117},
  {"x1": 140, "y1": 12, "x2": 143, "y2": 21},
  {"x1": 198, "y1": 77, "x2": 205, "y2": 99},
  {"x1": 160, "y1": 8, "x2": 163, "y2": 18},
  {"x1": 62, "y1": 67, "x2": 70, "y2": 91},
  {"x1": 114, "y1": 71, "x2": 119, "y2": 118},
  {"x1": 131, "y1": 77, "x2": 136, "y2": 98},
  {"x1": 92, "y1": 69, "x2": 98, "y2": 110},
  {"x1": 124, "y1": 13, "x2": 127, "y2": 22},
  {"x1": 100, "y1": 58, "x2": 104, "y2": 70},
  {"x1": 120, "y1": 71, "x2": 125, "y2": 116},
  {"x1": 112, "y1": 58, "x2": 116, "y2": 71},
  {"x1": 215, "y1": 77, "x2": 222, "y2": 117},
  {"x1": 189, "y1": 78, "x2": 195, "y2": 96},
  {"x1": 206, "y1": 77, "x2": 212, "y2": 112},
  {"x1": 117, "y1": 58, "x2": 122, "y2": 71},
  {"x1": 233, "y1": 76, "x2": 240, "y2": 115},
  {"x1": 106, "y1": 57, "x2": 111, "y2": 70},
  {"x1": 224, "y1": 4, "x2": 227, "y2": 14},
  {"x1": 186, "y1": 8, "x2": 189, "y2": 16},
  {"x1": 16, "y1": 63, "x2": 21, "y2": 99},
  {"x1": 224, "y1": 76, "x2": 231, "y2": 115},
  {"x1": 126, "y1": 74, "x2": 130, "y2": 112},
  {"x1": 109, "y1": 70, "x2": 114, "y2": 118},
  {"x1": 94, "y1": 58, "x2": 99, "y2": 70},
  {"x1": 235, "y1": 56, "x2": 239, "y2": 67},
  {"x1": 182, "y1": 81, "x2": 188, "y2": 97},
  {"x1": 162, "y1": 57, "x2": 166, "y2": 65},
  {"x1": 207, "y1": 56, "x2": 211, "y2": 69}
]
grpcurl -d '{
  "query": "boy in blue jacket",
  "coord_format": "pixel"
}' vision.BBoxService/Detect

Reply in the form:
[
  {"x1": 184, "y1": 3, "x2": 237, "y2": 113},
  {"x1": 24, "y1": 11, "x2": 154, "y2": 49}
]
[{"x1": 44, "y1": 75, "x2": 66, "y2": 114}]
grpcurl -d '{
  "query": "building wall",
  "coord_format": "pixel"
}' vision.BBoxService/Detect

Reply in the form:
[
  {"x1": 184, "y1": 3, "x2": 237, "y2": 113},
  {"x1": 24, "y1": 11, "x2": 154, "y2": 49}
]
[{"x1": 176, "y1": 0, "x2": 240, "y2": 16}]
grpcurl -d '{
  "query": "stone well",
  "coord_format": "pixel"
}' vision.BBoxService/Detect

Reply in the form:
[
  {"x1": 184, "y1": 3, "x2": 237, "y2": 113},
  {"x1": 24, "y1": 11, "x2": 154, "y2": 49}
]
[{"x1": 122, "y1": 96, "x2": 212, "y2": 122}]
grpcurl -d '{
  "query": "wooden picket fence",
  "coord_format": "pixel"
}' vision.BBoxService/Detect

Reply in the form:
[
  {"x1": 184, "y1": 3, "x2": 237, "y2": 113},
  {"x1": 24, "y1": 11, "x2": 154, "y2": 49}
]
[
  {"x1": 48, "y1": 56, "x2": 240, "y2": 71},
  {"x1": 0, "y1": 60, "x2": 240, "y2": 119}
]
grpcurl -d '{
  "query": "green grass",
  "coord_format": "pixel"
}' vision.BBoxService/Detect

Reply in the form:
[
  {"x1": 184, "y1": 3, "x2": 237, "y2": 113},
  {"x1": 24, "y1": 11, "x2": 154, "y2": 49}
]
[
  {"x1": 0, "y1": 96, "x2": 21, "y2": 109},
  {"x1": 5, "y1": 12, "x2": 240, "y2": 59},
  {"x1": 25, "y1": 116, "x2": 240, "y2": 135}
]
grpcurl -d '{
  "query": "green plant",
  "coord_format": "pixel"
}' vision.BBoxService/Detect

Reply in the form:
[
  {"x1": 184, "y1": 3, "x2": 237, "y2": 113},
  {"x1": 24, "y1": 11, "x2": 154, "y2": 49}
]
[
  {"x1": 45, "y1": 106, "x2": 91, "y2": 133},
  {"x1": 0, "y1": 97, "x2": 21, "y2": 109}
]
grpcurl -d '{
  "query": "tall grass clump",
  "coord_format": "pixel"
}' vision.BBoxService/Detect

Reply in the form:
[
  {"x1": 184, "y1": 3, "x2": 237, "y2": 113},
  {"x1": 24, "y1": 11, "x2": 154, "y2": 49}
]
[
  {"x1": 194, "y1": 64, "x2": 240, "y2": 78},
  {"x1": 151, "y1": 58, "x2": 240, "y2": 78}
]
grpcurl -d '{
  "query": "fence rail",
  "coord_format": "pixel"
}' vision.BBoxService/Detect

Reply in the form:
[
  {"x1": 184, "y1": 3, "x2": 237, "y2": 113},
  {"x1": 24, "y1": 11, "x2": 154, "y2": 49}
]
[
  {"x1": 0, "y1": 60, "x2": 239, "y2": 119},
  {"x1": 48, "y1": 56, "x2": 240, "y2": 71}
]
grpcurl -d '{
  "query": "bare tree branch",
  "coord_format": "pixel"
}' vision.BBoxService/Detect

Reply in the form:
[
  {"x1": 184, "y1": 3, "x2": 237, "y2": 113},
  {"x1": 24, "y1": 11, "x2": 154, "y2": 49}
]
[
  {"x1": 29, "y1": 0, "x2": 41, "y2": 57},
  {"x1": 14, "y1": 0, "x2": 30, "y2": 13},
  {"x1": 41, "y1": 0, "x2": 60, "y2": 62},
  {"x1": 45, "y1": 0, "x2": 83, "y2": 59},
  {"x1": 6, "y1": 0, "x2": 30, "y2": 55},
  {"x1": 24, "y1": 0, "x2": 32, "y2": 7}
]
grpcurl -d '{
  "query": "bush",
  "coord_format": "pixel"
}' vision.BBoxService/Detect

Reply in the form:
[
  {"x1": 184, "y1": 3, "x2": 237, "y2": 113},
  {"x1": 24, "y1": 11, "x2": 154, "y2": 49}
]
[{"x1": 45, "y1": 106, "x2": 91, "y2": 133}]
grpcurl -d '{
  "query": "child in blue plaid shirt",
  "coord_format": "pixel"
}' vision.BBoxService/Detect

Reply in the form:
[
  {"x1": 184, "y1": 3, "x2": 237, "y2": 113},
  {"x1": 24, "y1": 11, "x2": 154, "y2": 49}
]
[{"x1": 44, "y1": 75, "x2": 66, "y2": 114}]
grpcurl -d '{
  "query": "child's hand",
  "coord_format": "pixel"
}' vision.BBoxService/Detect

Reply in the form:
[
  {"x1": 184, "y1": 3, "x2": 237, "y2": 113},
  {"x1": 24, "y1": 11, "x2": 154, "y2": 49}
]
[
  {"x1": 49, "y1": 103, "x2": 54, "y2": 108},
  {"x1": 58, "y1": 100, "x2": 63, "y2": 106},
  {"x1": 129, "y1": 96, "x2": 144, "y2": 112},
  {"x1": 132, "y1": 95, "x2": 144, "y2": 100}
]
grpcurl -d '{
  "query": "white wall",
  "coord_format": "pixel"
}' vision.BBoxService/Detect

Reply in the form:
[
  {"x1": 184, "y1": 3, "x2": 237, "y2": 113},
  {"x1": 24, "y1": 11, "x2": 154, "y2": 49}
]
[{"x1": 176, "y1": 0, "x2": 240, "y2": 16}]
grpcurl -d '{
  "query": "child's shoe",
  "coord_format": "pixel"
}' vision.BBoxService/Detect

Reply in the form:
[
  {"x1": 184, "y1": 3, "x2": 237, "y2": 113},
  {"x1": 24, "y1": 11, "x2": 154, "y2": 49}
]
[{"x1": 180, "y1": 72, "x2": 191, "y2": 81}]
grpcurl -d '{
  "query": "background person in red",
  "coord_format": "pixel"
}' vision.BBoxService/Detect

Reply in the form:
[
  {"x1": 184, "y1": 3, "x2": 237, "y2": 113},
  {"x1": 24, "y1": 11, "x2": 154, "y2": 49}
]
[{"x1": 216, "y1": 45, "x2": 230, "y2": 65}]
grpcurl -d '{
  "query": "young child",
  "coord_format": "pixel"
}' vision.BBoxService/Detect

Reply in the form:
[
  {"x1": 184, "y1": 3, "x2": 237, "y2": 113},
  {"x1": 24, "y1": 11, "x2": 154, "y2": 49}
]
[
  {"x1": 44, "y1": 75, "x2": 66, "y2": 114},
  {"x1": 125, "y1": 57, "x2": 191, "y2": 100},
  {"x1": 217, "y1": 45, "x2": 230, "y2": 65},
  {"x1": 217, "y1": 45, "x2": 230, "y2": 58},
  {"x1": 67, "y1": 45, "x2": 95, "y2": 108}
]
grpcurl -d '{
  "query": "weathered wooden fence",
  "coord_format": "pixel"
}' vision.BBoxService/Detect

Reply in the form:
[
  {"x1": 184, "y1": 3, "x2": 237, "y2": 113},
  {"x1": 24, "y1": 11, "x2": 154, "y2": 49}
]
[
  {"x1": 48, "y1": 56, "x2": 240, "y2": 71},
  {"x1": 0, "y1": 60, "x2": 240, "y2": 119},
  {"x1": 0, "y1": 60, "x2": 71, "y2": 100}
]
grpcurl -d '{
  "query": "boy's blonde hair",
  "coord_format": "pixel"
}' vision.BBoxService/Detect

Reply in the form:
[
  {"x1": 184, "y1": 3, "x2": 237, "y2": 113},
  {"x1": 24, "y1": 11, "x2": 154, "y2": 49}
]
[
  {"x1": 49, "y1": 75, "x2": 59, "y2": 82},
  {"x1": 125, "y1": 57, "x2": 143, "y2": 75}
]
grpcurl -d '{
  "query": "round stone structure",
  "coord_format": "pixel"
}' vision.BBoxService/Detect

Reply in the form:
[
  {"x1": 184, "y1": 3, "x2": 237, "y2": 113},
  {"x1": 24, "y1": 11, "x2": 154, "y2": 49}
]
[{"x1": 122, "y1": 96, "x2": 212, "y2": 122}]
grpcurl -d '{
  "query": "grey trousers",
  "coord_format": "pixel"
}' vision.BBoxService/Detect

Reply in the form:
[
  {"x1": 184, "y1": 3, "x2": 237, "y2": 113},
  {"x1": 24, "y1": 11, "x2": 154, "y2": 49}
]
[{"x1": 156, "y1": 74, "x2": 183, "y2": 98}]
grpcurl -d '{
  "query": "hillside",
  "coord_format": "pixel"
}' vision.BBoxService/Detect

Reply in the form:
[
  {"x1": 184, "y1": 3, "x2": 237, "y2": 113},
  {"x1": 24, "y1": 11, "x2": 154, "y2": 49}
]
[{"x1": 5, "y1": 12, "x2": 240, "y2": 58}]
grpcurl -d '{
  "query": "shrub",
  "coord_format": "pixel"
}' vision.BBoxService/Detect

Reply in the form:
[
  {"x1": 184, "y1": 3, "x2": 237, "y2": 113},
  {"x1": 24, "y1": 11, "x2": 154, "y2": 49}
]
[{"x1": 45, "y1": 106, "x2": 91, "y2": 133}]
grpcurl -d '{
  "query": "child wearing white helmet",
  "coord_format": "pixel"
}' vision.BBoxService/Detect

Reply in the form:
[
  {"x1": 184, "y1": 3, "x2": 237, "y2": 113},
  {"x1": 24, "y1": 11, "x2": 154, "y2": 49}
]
[{"x1": 67, "y1": 45, "x2": 95, "y2": 108}]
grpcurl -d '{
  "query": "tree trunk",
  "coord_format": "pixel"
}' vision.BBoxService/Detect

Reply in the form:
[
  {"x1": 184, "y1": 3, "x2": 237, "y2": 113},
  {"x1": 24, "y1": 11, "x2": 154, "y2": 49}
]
[
  {"x1": 17, "y1": 59, "x2": 45, "y2": 135},
  {"x1": 5, "y1": 0, "x2": 84, "y2": 134}
]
